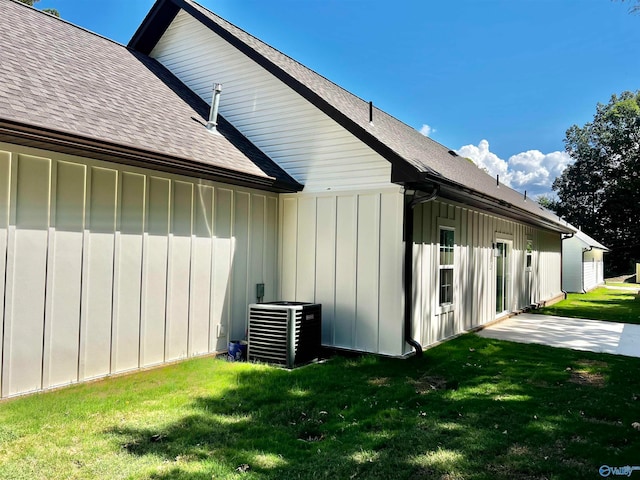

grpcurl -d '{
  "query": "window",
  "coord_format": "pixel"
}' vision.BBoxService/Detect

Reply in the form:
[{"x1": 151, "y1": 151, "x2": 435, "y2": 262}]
[
  {"x1": 439, "y1": 228, "x2": 454, "y2": 305},
  {"x1": 526, "y1": 239, "x2": 533, "y2": 269}
]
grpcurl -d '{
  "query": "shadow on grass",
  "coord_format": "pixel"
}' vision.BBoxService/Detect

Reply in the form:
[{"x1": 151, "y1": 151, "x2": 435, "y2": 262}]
[{"x1": 107, "y1": 336, "x2": 640, "y2": 480}]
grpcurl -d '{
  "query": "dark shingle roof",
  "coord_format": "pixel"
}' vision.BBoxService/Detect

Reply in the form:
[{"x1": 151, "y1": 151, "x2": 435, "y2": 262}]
[
  {"x1": 131, "y1": 0, "x2": 571, "y2": 232},
  {"x1": 0, "y1": 0, "x2": 300, "y2": 192}
]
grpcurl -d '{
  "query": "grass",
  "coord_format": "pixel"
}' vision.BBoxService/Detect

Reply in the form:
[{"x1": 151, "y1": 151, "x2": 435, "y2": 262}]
[
  {"x1": 1, "y1": 336, "x2": 640, "y2": 480},
  {"x1": 534, "y1": 287, "x2": 640, "y2": 325},
  {"x1": 605, "y1": 282, "x2": 639, "y2": 288}
]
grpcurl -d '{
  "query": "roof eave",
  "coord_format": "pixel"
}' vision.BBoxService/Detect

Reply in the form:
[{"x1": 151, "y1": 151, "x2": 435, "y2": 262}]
[
  {"x1": 0, "y1": 119, "x2": 302, "y2": 193},
  {"x1": 408, "y1": 173, "x2": 574, "y2": 234}
]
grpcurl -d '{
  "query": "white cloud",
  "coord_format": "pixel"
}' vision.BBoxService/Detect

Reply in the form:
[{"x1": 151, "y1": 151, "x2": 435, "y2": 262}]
[
  {"x1": 457, "y1": 139, "x2": 509, "y2": 180},
  {"x1": 419, "y1": 124, "x2": 435, "y2": 137},
  {"x1": 456, "y1": 139, "x2": 572, "y2": 197}
]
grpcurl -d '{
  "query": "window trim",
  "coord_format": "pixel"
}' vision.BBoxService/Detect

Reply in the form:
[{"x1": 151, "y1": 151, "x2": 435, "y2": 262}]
[
  {"x1": 438, "y1": 225, "x2": 455, "y2": 308},
  {"x1": 525, "y1": 237, "x2": 534, "y2": 271}
]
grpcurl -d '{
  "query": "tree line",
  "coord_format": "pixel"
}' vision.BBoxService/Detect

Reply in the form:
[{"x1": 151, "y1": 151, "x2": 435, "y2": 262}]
[{"x1": 545, "y1": 91, "x2": 640, "y2": 276}]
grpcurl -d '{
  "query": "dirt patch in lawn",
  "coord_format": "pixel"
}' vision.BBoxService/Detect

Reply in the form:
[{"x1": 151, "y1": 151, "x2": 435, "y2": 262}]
[
  {"x1": 409, "y1": 375, "x2": 458, "y2": 394},
  {"x1": 567, "y1": 359, "x2": 608, "y2": 388},
  {"x1": 368, "y1": 377, "x2": 390, "y2": 387}
]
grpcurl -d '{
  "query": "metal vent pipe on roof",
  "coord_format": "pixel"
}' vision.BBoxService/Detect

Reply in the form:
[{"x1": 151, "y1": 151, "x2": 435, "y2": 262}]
[{"x1": 206, "y1": 83, "x2": 223, "y2": 133}]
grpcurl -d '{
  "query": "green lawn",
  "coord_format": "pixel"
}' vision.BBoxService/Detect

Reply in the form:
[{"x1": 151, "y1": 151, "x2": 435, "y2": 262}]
[
  {"x1": 534, "y1": 287, "x2": 640, "y2": 325},
  {"x1": 605, "y1": 282, "x2": 639, "y2": 288},
  {"x1": 1, "y1": 335, "x2": 639, "y2": 479}
]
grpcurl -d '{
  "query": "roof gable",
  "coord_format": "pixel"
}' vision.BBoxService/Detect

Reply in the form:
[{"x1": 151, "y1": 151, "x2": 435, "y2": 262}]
[
  {"x1": 130, "y1": 0, "x2": 571, "y2": 233},
  {"x1": 0, "y1": 0, "x2": 300, "y2": 192}
]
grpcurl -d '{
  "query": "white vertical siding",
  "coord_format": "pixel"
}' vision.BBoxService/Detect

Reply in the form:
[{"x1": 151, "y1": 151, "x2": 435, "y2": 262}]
[
  {"x1": 2, "y1": 154, "x2": 51, "y2": 396},
  {"x1": 231, "y1": 191, "x2": 249, "y2": 341},
  {"x1": 150, "y1": 10, "x2": 392, "y2": 192},
  {"x1": 315, "y1": 196, "x2": 337, "y2": 345},
  {"x1": 140, "y1": 176, "x2": 170, "y2": 367},
  {"x1": 583, "y1": 249, "x2": 605, "y2": 292},
  {"x1": 189, "y1": 184, "x2": 214, "y2": 356},
  {"x1": 278, "y1": 191, "x2": 564, "y2": 355},
  {"x1": 42, "y1": 161, "x2": 86, "y2": 389},
  {"x1": 79, "y1": 166, "x2": 117, "y2": 380},
  {"x1": 537, "y1": 230, "x2": 563, "y2": 301},
  {"x1": 112, "y1": 172, "x2": 145, "y2": 373},
  {"x1": 412, "y1": 199, "x2": 563, "y2": 348},
  {"x1": 165, "y1": 180, "x2": 193, "y2": 362},
  {"x1": 378, "y1": 192, "x2": 404, "y2": 354},
  {"x1": 562, "y1": 236, "x2": 606, "y2": 293},
  {"x1": 278, "y1": 188, "x2": 405, "y2": 356},
  {"x1": 355, "y1": 194, "x2": 380, "y2": 352},
  {"x1": 295, "y1": 197, "x2": 317, "y2": 302},
  {"x1": 211, "y1": 188, "x2": 233, "y2": 353},
  {"x1": 280, "y1": 197, "x2": 298, "y2": 299},
  {"x1": 0, "y1": 143, "x2": 279, "y2": 398},
  {"x1": 334, "y1": 195, "x2": 358, "y2": 349}
]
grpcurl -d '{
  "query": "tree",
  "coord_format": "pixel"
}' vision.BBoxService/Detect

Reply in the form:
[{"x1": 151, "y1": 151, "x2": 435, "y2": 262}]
[
  {"x1": 552, "y1": 91, "x2": 640, "y2": 275},
  {"x1": 16, "y1": 0, "x2": 59, "y2": 17},
  {"x1": 536, "y1": 194, "x2": 560, "y2": 212},
  {"x1": 616, "y1": 0, "x2": 640, "y2": 13}
]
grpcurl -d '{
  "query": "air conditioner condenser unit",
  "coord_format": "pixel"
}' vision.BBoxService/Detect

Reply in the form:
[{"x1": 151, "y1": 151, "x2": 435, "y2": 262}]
[{"x1": 247, "y1": 302, "x2": 321, "y2": 368}]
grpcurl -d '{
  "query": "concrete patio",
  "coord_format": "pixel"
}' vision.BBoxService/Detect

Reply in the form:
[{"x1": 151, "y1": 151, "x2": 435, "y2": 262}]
[{"x1": 477, "y1": 313, "x2": 640, "y2": 358}]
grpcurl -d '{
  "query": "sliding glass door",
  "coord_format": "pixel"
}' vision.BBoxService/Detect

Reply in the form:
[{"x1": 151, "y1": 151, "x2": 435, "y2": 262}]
[{"x1": 495, "y1": 240, "x2": 511, "y2": 315}]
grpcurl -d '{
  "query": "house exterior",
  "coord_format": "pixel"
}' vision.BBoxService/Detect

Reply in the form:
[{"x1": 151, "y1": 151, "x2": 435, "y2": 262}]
[
  {"x1": 0, "y1": 0, "x2": 300, "y2": 399},
  {"x1": 0, "y1": 0, "x2": 572, "y2": 398},
  {"x1": 562, "y1": 227, "x2": 608, "y2": 293}
]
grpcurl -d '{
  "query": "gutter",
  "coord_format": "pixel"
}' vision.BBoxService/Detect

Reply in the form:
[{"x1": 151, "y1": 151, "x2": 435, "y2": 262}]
[
  {"x1": 403, "y1": 185, "x2": 439, "y2": 358},
  {"x1": 421, "y1": 174, "x2": 573, "y2": 235},
  {"x1": 0, "y1": 119, "x2": 302, "y2": 194}
]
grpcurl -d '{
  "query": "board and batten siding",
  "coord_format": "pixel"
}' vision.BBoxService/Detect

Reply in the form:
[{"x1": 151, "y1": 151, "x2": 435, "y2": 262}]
[
  {"x1": 279, "y1": 190, "x2": 564, "y2": 356},
  {"x1": 411, "y1": 200, "x2": 563, "y2": 348},
  {"x1": 0, "y1": 143, "x2": 278, "y2": 398},
  {"x1": 150, "y1": 10, "x2": 392, "y2": 192},
  {"x1": 562, "y1": 236, "x2": 606, "y2": 293},
  {"x1": 278, "y1": 188, "x2": 405, "y2": 356},
  {"x1": 582, "y1": 248, "x2": 605, "y2": 292}
]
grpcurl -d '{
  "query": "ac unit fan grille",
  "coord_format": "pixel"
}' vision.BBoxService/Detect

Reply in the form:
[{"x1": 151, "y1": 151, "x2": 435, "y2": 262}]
[{"x1": 248, "y1": 303, "x2": 321, "y2": 368}]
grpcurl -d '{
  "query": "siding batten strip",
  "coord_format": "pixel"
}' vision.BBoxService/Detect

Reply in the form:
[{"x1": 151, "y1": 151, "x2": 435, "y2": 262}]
[
  {"x1": 109, "y1": 171, "x2": 120, "y2": 376},
  {"x1": 76, "y1": 228, "x2": 86, "y2": 383},
  {"x1": 186, "y1": 232, "x2": 194, "y2": 356},
  {"x1": 41, "y1": 227, "x2": 53, "y2": 389},
  {"x1": 0, "y1": 153, "x2": 10, "y2": 398},
  {"x1": 40, "y1": 227, "x2": 52, "y2": 391}
]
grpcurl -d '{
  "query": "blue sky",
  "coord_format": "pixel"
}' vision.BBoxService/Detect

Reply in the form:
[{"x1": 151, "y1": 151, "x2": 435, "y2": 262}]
[{"x1": 36, "y1": 0, "x2": 640, "y2": 197}]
